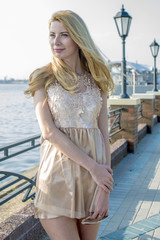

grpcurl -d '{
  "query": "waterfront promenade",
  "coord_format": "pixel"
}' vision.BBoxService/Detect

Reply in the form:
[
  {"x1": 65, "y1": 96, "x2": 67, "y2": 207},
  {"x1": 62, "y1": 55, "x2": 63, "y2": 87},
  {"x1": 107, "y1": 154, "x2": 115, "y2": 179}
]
[
  {"x1": 97, "y1": 122, "x2": 160, "y2": 240},
  {"x1": 1, "y1": 125, "x2": 160, "y2": 240},
  {"x1": 1, "y1": 100, "x2": 160, "y2": 239},
  {"x1": 42, "y1": 123, "x2": 160, "y2": 240}
]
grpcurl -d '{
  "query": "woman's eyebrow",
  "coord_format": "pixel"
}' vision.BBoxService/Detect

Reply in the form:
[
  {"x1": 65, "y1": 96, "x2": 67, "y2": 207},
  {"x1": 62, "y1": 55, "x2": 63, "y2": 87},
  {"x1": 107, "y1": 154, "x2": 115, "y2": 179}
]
[{"x1": 50, "y1": 31, "x2": 69, "y2": 34}]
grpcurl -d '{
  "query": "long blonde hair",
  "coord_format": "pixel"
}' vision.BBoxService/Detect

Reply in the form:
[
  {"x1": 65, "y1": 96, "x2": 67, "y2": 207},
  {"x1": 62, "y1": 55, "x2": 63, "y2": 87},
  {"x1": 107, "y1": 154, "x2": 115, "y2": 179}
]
[{"x1": 24, "y1": 10, "x2": 114, "y2": 97}]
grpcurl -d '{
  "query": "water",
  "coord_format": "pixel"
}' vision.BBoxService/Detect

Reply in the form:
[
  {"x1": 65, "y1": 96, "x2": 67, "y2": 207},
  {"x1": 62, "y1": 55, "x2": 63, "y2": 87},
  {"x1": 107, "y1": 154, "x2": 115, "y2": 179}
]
[
  {"x1": 0, "y1": 84, "x2": 40, "y2": 144},
  {"x1": 0, "y1": 83, "x2": 160, "y2": 174},
  {"x1": 0, "y1": 83, "x2": 40, "y2": 173}
]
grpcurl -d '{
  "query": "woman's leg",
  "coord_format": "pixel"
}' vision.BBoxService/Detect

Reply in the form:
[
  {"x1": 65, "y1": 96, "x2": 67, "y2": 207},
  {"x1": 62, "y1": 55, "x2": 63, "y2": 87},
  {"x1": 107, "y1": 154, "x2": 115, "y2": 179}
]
[
  {"x1": 77, "y1": 219, "x2": 100, "y2": 240},
  {"x1": 40, "y1": 216, "x2": 80, "y2": 240}
]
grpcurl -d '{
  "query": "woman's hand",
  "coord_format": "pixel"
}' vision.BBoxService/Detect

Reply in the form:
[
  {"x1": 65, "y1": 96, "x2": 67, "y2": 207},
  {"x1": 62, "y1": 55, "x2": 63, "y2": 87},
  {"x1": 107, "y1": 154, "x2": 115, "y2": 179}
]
[
  {"x1": 90, "y1": 188, "x2": 110, "y2": 220},
  {"x1": 90, "y1": 164, "x2": 113, "y2": 193}
]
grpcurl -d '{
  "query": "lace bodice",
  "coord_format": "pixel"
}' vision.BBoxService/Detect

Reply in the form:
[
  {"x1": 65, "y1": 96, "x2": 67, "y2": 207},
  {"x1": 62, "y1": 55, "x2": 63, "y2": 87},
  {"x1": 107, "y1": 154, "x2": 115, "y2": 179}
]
[{"x1": 47, "y1": 73, "x2": 102, "y2": 129}]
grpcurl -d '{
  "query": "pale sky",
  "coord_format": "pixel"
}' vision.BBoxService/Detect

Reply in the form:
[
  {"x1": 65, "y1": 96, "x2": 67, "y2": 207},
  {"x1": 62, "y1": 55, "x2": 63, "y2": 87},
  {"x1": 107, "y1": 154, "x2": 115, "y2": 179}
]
[{"x1": 0, "y1": 0, "x2": 160, "y2": 79}]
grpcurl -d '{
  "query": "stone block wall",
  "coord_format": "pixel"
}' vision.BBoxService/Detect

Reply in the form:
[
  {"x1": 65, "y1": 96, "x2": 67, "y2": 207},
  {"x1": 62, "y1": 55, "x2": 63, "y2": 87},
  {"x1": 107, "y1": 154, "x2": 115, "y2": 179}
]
[
  {"x1": 132, "y1": 94, "x2": 155, "y2": 134},
  {"x1": 138, "y1": 98, "x2": 155, "y2": 133},
  {"x1": 109, "y1": 98, "x2": 140, "y2": 153},
  {"x1": 154, "y1": 95, "x2": 160, "y2": 122}
]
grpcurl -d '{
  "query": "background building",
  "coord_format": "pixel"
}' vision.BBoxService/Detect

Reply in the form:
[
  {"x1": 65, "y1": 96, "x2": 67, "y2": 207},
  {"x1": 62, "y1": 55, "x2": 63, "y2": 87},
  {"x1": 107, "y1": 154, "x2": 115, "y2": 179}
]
[{"x1": 108, "y1": 61, "x2": 160, "y2": 85}]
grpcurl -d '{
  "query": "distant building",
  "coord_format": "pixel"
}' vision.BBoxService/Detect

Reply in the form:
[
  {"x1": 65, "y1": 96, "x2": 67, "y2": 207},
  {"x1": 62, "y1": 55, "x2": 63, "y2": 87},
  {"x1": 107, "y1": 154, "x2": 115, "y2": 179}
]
[
  {"x1": 108, "y1": 61, "x2": 156, "y2": 85},
  {"x1": 0, "y1": 78, "x2": 29, "y2": 84}
]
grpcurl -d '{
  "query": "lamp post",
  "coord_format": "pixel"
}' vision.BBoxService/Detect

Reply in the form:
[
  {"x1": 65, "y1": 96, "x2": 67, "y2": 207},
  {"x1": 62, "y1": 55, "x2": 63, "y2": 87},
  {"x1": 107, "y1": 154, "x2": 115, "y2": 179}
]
[
  {"x1": 114, "y1": 5, "x2": 132, "y2": 98},
  {"x1": 150, "y1": 39, "x2": 159, "y2": 92}
]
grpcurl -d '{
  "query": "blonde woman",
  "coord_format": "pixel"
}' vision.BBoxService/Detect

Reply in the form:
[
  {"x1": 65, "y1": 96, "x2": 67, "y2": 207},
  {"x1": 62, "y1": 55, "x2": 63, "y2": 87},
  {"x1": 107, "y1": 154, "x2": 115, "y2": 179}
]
[{"x1": 25, "y1": 10, "x2": 114, "y2": 240}]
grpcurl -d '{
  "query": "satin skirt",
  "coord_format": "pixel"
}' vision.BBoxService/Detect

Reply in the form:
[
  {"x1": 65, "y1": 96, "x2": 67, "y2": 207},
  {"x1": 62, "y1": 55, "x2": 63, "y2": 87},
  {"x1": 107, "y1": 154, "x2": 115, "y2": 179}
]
[{"x1": 34, "y1": 127, "x2": 107, "y2": 219}]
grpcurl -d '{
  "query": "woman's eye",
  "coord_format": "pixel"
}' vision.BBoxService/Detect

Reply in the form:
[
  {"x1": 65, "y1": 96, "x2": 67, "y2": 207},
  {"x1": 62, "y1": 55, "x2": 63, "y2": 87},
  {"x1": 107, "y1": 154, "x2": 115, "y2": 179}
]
[
  {"x1": 49, "y1": 33, "x2": 69, "y2": 38},
  {"x1": 49, "y1": 33, "x2": 55, "y2": 38},
  {"x1": 61, "y1": 33, "x2": 68, "y2": 37}
]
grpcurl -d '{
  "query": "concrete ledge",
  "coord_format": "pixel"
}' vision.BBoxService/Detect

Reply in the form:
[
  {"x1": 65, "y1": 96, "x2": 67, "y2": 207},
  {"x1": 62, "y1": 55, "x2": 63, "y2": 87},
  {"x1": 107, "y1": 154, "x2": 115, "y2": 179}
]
[
  {"x1": 132, "y1": 93, "x2": 155, "y2": 99},
  {"x1": 108, "y1": 98, "x2": 140, "y2": 105},
  {"x1": 111, "y1": 139, "x2": 128, "y2": 168},
  {"x1": 147, "y1": 91, "x2": 160, "y2": 95},
  {"x1": 0, "y1": 203, "x2": 45, "y2": 240}
]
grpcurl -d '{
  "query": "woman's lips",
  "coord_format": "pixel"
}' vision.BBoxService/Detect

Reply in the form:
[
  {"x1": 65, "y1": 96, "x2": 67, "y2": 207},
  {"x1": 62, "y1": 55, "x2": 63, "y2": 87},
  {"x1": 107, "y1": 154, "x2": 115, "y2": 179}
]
[{"x1": 54, "y1": 49, "x2": 64, "y2": 53}]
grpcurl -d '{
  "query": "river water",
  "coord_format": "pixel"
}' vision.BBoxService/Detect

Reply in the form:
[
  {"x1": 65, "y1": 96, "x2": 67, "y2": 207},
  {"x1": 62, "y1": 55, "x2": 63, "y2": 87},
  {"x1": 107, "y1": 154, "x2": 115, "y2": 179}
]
[
  {"x1": 0, "y1": 83, "x2": 160, "y2": 174},
  {"x1": 0, "y1": 84, "x2": 40, "y2": 173}
]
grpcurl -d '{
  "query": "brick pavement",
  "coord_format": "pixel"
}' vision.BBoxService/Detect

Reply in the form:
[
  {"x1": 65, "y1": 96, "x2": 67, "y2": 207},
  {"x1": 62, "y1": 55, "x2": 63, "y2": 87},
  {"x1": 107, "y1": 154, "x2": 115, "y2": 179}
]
[{"x1": 97, "y1": 123, "x2": 160, "y2": 240}]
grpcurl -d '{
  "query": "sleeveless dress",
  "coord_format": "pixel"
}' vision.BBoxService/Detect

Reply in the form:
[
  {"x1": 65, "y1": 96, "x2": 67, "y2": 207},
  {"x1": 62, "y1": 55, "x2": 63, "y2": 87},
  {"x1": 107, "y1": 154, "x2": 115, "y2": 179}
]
[{"x1": 34, "y1": 72, "x2": 107, "y2": 219}]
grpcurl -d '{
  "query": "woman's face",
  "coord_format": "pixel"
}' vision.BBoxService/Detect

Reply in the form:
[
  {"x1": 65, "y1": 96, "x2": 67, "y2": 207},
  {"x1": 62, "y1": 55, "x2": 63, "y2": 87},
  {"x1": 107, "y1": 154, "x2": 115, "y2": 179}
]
[{"x1": 49, "y1": 21, "x2": 79, "y2": 62}]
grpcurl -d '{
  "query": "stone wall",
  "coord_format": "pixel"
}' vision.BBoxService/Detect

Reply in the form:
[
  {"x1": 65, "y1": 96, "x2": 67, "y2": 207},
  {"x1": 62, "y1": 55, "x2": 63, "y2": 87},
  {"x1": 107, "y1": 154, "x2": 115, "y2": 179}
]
[{"x1": 109, "y1": 98, "x2": 140, "y2": 152}]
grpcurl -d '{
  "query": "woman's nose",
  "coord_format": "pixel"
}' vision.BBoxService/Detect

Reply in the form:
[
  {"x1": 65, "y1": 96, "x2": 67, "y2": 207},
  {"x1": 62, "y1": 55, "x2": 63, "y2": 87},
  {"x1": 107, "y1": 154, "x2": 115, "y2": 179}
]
[{"x1": 54, "y1": 36, "x2": 61, "y2": 45}]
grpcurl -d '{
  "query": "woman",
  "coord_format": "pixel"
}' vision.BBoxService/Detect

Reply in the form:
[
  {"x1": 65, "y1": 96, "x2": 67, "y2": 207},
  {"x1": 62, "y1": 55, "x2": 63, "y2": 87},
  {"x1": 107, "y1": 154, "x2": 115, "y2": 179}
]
[{"x1": 25, "y1": 10, "x2": 114, "y2": 240}]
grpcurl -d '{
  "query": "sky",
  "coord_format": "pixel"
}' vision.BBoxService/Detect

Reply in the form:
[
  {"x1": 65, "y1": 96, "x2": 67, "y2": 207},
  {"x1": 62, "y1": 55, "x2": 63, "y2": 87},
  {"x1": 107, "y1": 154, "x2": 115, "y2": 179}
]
[{"x1": 0, "y1": 0, "x2": 160, "y2": 79}]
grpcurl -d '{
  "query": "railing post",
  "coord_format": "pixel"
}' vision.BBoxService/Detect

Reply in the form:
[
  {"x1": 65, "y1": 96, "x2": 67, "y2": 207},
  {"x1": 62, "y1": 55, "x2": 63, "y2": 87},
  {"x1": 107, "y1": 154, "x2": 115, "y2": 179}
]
[
  {"x1": 4, "y1": 148, "x2": 8, "y2": 157},
  {"x1": 31, "y1": 139, "x2": 35, "y2": 147}
]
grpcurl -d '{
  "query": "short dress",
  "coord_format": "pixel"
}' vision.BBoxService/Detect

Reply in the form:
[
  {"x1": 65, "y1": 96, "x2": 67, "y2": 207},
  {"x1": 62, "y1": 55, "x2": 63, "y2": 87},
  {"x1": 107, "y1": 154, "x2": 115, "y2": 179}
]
[{"x1": 34, "y1": 72, "x2": 107, "y2": 219}]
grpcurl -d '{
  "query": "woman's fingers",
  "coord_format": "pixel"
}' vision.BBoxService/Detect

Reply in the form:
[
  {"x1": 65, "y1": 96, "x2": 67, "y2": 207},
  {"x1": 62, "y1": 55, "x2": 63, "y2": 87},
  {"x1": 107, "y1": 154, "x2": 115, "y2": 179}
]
[
  {"x1": 107, "y1": 172, "x2": 114, "y2": 183},
  {"x1": 105, "y1": 181, "x2": 113, "y2": 190},
  {"x1": 89, "y1": 188, "x2": 110, "y2": 221},
  {"x1": 105, "y1": 212, "x2": 109, "y2": 217},
  {"x1": 101, "y1": 181, "x2": 113, "y2": 193},
  {"x1": 90, "y1": 164, "x2": 114, "y2": 190},
  {"x1": 90, "y1": 211, "x2": 108, "y2": 220},
  {"x1": 101, "y1": 184, "x2": 110, "y2": 194},
  {"x1": 100, "y1": 180, "x2": 113, "y2": 193},
  {"x1": 99, "y1": 174, "x2": 114, "y2": 192},
  {"x1": 106, "y1": 165, "x2": 113, "y2": 176},
  {"x1": 91, "y1": 212, "x2": 98, "y2": 219}
]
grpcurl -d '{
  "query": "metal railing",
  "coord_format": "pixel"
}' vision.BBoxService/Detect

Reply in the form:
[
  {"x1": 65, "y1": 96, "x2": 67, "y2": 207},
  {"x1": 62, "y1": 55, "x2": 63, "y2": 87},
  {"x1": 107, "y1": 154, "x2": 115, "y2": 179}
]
[
  {"x1": 0, "y1": 171, "x2": 37, "y2": 205},
  {"x1": 109, "y1": 108, "x2": 122, "y2": 137},
  {"x1": 0, "y1": 108, "x2": 123, "y2": 205},
  {"x1": 0, "y1": 134, "x2": 40, "y2": 205},
  {"x1": 0, "y1": 134, "x2": 41, "y2": 162}
]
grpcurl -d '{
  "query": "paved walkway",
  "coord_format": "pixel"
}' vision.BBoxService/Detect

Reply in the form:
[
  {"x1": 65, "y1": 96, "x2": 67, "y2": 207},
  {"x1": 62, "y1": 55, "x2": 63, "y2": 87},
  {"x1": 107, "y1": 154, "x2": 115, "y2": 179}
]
[{"x1": 97, "y1": 123, "x2": 160, "y2": 240}]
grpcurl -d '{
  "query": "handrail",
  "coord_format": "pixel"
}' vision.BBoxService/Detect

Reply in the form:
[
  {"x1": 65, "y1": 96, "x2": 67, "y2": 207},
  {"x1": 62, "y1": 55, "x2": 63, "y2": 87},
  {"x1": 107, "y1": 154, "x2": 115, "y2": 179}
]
[
  {"x1": 0, "y1": 134, "x2": 40, "y2": 205},
  {"x1": 0, "y1": 108, "x2": 123, "y2": 205},
  {"x1": 0, "y1": 134, "x2": 41, "y2": 162}
]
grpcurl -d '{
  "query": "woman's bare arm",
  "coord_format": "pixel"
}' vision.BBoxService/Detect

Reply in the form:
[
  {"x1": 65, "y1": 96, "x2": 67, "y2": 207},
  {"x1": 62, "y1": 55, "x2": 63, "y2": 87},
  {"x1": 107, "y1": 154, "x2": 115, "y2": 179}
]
[
  {"x1": 34, "y1": 88, "x2": 113, "y2": 193},
  {"x1": 98, "y1": 91, "x2": 112, "y2": 169},
  {"x1": 90, "y1": 91, "x2": 113, "y2": 220}
]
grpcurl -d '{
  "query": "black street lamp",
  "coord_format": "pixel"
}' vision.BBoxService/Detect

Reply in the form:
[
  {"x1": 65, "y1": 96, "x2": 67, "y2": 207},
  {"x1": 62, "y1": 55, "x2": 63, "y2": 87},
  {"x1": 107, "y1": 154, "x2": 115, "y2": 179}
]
[
  {"x1": 114, "y1": 5, "x2": 132, "y2": 98},
  {"x1": 150, "y1": 39, "x2": 159, "y2": 92}
]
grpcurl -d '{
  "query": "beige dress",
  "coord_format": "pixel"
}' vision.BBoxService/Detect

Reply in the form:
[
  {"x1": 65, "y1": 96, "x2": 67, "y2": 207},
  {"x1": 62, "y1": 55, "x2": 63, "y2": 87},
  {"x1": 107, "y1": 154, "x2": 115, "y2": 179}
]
[{"x1": 34, "y1": 73, "x2": 107, "y2": 219}]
